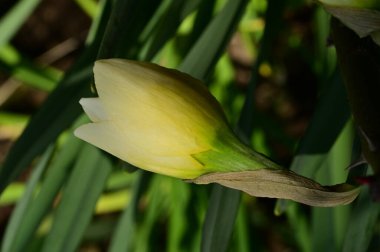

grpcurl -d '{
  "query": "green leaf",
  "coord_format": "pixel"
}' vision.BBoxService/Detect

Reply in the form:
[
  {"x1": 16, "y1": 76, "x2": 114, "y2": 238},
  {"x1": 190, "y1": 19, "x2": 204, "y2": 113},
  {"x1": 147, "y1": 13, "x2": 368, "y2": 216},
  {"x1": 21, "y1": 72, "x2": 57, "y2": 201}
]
[
  {"x1": 41, "y1": 145, "x2": 112, "y2": 252},
  {"x1": 275, "y1": 72, "x2": 351, "y2": 213},
  {"x1": 97, "y1": 0, "x2": 162, "y2": 59},
  {"x1": 0, "y1": 44, "x2": 61, "y2": 91},
  {"x1": 0, "y1": 0, "x2": 111, "y2": 193},
  {"x1": 0, "y1": 0, "x2": 41, "y2": 48},
  {"x1": 311, "y1": 121, "x2": 355, "y2": 252},
  {"x1": 342, "y1": 186, "x2": 380, "y2": 252},
  {"x1": 6, "y1": 126, "x2": 85, "y2": 252},
  {"x1": 201, "y1": 185, "x2": 240, "y2": 252},
  {"x1": 233, "y1": 199, "x2": 250, "y2": 252},
  {"x1": 109, "y1": 172, "x2": 152, "y2": 252},
  {"x1": 142, "y1": 0, "x2": 202, "y2": 61},
  {"x1": 200, "y1": 1, "x2": 285, "y2": 251},
  {"x1": 179, "y1": 0, "x2": 248, "y2": 79},
  {"x1": 135, "y1": 176, "x2": 171, "y2": 251},
  {"x1": 74, "y1": 0, "x2": 99, "y2": 18},
  {"x1": 1, "y1": 146, "x2": 53, "y2": 252}
]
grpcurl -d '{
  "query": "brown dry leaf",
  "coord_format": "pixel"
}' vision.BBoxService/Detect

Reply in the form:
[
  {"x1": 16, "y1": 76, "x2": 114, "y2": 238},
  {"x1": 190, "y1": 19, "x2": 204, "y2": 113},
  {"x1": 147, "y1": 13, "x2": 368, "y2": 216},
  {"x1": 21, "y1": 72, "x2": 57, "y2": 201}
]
[{"x1": 189, "y1": 169, "x2": 360, "y2": 207}]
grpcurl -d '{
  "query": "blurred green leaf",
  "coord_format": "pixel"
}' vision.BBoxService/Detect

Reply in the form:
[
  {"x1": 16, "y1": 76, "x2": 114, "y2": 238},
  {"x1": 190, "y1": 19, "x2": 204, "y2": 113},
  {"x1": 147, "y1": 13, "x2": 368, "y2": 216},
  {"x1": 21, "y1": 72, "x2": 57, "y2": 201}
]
[
  {"x1": 0, "y1": 0, "x2": 111, "y2": 193},
  {"x1": 142, "y1": 0, "x2": 202, "y2": 61},
  {"x1": 1, "y1": 146, "x2": 53, "y2": 252},
  {"x1": 311, "y1": 121, "x2": 354, "y2": 252},
  {"x1": 5, "y1": 124, "x2": 85, "y2": 252},
  {"x1": 201, "y1": 185, "x2": 240, "y2": 252},
  {"x1": 0, "y1": 112, "x2": 29, "y2": 125},
  {"x1": 237, "y1": 0, "x2": 285, "y2": 135},
  {"x1": 179, "y1": 0, "x2": 248, "y2": 79},
  {"x1": 41, "y1": 145, "x2": 112, "y2": 252},
  {"x1": 233, "y1": 199, "x2": 250, "y2": 252},
  {"x1": 0, "y1": 0, "x2": 41, "y2": 48},
  {"x1": 0, "y1": 183, "x2": 25, "y2": 205},
  {"x1": 167, "y1": 179, "x2": 191, "y2": 252},
  {"x1": 275, "y1": 72, "x2": 351, "y2": 213},
  {"x1": 0, "y1": 44, "x2": 61, "y2": 91},
  {"x1": 74, "y1": 0, "x2": 98, "y2": 18},
  {"x1": 342, "y1": 186, "x2": 380, "y2": 252},
  {"x1": 135, "y1": 176, "x2": 171, "y2": 251},
  {"x1": 109, "y1": 172, "x2": 151, "y2": 252},
  {"x1": 201, "y1": 1, "x2": 286, "y2": 251},
  {"x1": 97, "y1": 0, "x2": 162, "y2": 59}
]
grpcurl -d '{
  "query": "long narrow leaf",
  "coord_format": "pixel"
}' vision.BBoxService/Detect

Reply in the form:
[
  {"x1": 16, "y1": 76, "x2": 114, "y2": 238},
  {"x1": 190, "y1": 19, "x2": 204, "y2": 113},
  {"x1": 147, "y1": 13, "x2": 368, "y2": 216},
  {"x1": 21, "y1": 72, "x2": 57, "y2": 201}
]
[
  {"x1": 0, "y1": 0, "x2": 111, "y2": 193},
  {"x1": 179, "y1": 0, "x2": 248, "y2": 79},
  {"x1": 342, "y1": 186, "x2": 380, "y2": 252},
  {"x1": 201, "y1": 1, "x2": 285, "y2": 251},
  {"x1": 41, "y1": 145, "x2": 112, "y2": 252},
  {"x1": 109, "y1": 172, "x2": 151, "y2": 252},
  {"x1": 201, "y1": 185, "x2": 240, "y2": 252},
  {"x1": 1, "y1": 146, "x2": 53, "y2": 252},
  {"x1": 0, "y1": 0, "x2": 41, "y2": 47},
  {"x1": 7, "y1": 127, "x2": 85, "y2": 252},
  {"x1": 311, "y1": 121, "x2": 354, "y2": 252}
]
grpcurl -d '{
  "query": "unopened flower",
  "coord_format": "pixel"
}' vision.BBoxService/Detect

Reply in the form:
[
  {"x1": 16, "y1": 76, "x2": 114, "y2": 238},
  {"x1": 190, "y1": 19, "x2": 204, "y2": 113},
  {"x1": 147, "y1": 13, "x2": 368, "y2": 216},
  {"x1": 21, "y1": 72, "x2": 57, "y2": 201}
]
[
  {"x1": 74, "y1": 59, "x2": 272, "y2": 179},
  {"x1": 74, "y1": 59, "x2": 360, "y2": 206}
]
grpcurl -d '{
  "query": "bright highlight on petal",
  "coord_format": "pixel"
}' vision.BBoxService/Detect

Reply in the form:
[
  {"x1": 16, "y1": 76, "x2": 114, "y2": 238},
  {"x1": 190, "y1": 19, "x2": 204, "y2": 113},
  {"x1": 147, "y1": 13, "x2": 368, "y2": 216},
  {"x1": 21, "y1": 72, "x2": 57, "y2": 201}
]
[{"x1": 79, "y1": 98, "x2": 108, "y2": 122}]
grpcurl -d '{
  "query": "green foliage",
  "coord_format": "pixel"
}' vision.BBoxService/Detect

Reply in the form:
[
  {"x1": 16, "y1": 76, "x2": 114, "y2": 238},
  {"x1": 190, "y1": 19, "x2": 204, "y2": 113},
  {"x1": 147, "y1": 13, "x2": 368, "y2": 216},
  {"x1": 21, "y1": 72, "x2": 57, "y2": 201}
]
[{"x1": 0, "y1": 0, "x2": 379, "y2": 251}]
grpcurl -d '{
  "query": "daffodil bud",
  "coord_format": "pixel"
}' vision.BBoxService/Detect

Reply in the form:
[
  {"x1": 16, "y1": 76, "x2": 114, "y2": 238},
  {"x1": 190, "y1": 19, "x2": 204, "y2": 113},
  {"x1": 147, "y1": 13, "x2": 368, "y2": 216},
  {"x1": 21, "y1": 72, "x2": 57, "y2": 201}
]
[
  {"x1": 75, "y1": 59, "x2": 360, "y2": 206},
  {"x1": 74, "y1": 59, "x2": 271, "y2": 179}
]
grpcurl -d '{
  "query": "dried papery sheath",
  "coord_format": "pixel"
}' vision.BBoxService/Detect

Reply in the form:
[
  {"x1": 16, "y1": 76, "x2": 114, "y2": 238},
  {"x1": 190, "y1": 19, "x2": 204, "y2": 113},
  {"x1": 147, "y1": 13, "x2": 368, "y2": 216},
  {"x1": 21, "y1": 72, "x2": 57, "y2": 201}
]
[
  {"x1": 189, "y1": 170, "x2": 360, "y2": 207},
  {"x1": 75, "y1": 59, "x2": 360, "y2": 206}
]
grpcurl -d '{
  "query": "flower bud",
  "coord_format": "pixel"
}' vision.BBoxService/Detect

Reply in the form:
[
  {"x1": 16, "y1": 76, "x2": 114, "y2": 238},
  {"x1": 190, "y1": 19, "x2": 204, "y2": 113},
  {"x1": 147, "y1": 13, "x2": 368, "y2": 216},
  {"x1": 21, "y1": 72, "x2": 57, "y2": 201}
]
[
  {"x1": 74, "y1": 59, "x2": 359, "y2": 206},
  {"x1": 74, "y1": 59, "x2": 269, "y2": 179}
]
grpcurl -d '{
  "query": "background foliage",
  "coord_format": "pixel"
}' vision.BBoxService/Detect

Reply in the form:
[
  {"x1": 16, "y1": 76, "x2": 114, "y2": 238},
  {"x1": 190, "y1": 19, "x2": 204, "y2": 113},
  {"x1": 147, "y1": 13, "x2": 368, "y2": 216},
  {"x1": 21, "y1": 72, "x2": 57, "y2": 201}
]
[{"x1": 0, "y1": 0, "x2": 379, "y2": 251}]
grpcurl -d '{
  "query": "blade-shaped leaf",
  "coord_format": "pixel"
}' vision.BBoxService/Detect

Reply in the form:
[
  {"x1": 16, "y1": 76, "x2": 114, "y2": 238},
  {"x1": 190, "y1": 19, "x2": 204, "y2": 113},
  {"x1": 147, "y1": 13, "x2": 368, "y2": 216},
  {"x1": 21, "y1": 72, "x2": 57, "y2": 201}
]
[
  {"x1": 0, "y1": 0, "x2": 111, "y2": 193},
  {"x1": 179, "y1": 0, "x2": 248, "y2": 79},
  {"x1": 142, "y1": 0, "x2": 202, "y2": 61},
  {"x1": 201, "y1": 185, "x2": 240, "y2": 252},
  {"x1": 342, "y1": 186, "x2": 380, "y2": 252},
  {"x1": 200, "y1": 1, "x2": 285, "y2": 251},
  {"x1": 41, "y1": 145, "x2": 112, "y2": 252},
  {"x1": 6, "y1": 124, "x2": 85, "y2": 252},
  {"x1": 1, "y1": 146, "x2": 53, "y2": 252},
  {"x1": 0, "y1": 0, "x2": 41, "y2": 48},
  {"x1": 109, "y1": 172, "x2": 152, "y2": 252}
]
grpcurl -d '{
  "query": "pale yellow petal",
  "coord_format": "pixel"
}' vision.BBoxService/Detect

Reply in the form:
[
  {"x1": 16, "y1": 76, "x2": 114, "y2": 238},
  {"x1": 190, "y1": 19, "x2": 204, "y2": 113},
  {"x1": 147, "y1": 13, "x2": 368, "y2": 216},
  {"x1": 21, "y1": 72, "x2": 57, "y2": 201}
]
[
  {"x1": 79, "y1": 98, "x2": 108, "y2": 122},
  {"x1": 73, "y1": 121, "x2": 203, "y2": 179},
  {"x1": 94, "y1": 59, "x2": 227, "y2": 127},
  {"x1": 92, "y1": 59, "x2": 228, "y2": 156},
  {"x1": 111, "y1": 117, "x2": 206, "y2": 156}
]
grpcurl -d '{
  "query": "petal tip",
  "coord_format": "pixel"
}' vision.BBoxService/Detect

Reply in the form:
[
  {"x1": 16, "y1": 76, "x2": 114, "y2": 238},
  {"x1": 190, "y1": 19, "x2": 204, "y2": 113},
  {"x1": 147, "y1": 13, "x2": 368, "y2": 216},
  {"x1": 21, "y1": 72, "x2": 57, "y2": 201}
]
[{"x1": 73, "y1": 126, "x2": 84, "y2": 139}]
